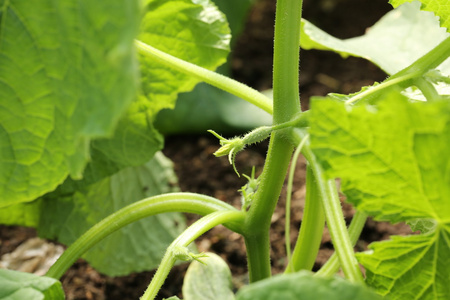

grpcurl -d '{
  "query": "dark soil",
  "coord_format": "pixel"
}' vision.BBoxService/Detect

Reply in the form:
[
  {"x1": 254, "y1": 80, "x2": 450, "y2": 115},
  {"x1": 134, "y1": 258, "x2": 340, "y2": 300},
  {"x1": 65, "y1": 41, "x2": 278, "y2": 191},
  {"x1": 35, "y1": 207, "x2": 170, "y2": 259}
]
[{"x1": 0, "y1": 0, "x2": 414, "y2": 299}]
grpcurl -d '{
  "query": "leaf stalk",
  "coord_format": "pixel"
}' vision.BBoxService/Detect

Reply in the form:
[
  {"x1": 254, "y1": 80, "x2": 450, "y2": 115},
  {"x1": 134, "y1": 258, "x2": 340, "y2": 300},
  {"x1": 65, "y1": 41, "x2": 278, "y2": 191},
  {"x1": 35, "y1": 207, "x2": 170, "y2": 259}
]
[
  {"x1": 140, "y1": 210, "x2": 245, "y2": 300},
  {"x1": 46, "y1": 193, "x2": 241, "y2": 279},
  {"x1": 135, "y1": 40, "x2": 273, "y2": 114}
]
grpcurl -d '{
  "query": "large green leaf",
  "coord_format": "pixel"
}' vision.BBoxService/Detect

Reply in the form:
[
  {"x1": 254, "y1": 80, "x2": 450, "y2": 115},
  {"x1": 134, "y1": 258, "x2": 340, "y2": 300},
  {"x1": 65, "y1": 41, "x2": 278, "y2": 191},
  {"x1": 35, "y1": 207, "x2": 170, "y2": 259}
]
[
  {"x1": 357, "y1": 230, "x2": 450, "y2": 299},
  {"x1": 212, "y1": 0, "x2": 254, "y2": 47},
  {"x1": 310, "y1": 95, "x2": 450, "y2": 223},
  {"x1": 300, "y1": 2, "x2": 449, "y2": 75},
  {"x1": 138, "y1": 0, "x2": 230, "y2": 115},
  {"x1": 235, "y1": 271, "x2": 382, "y2": 300},
  {"x1": 309, "y1": 94, "x2": 450, "y2": 298},
  {"x1": 0, "y1": 269, "x2": 64, "y2": 300},
  {"x1": 390, "y1": 0, "x2": 450, "y2": 31},
  {"x1": 78, "y1": 0, "x2": 233, "y2": 179},
  {"x1": 183, "y1": 252, "x2": 235, "y2": 300},
  {"x1": 153, "y1": 0, "x2": 267, "y2": 136},
  {"x1": 74, "y1": 96, "x2": 165, "y2": 188},
  {"x1": 0, "y1": 0, "x2": 141, "y2": 207},
  {"x1": 0, "y1": 200, "x2": 42, "y2": 227},
  {"x1": 38, "y1": 152, "x2": 186, "y2": 276}
]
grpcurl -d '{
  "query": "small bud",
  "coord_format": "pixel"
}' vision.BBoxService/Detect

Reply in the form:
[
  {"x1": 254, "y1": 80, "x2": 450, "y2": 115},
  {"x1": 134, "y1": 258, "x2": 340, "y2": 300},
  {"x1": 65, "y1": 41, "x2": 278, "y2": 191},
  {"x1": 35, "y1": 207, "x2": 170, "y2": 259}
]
[
  {"x1": 172, "y1": 246, "x2": 208, "y2": 264},
  {"x1": 239, "y1": 167, "x2": 259, "y2": 210},
  {"x1": 208, "y1": 130, "x2": 245, "y2": 176}
]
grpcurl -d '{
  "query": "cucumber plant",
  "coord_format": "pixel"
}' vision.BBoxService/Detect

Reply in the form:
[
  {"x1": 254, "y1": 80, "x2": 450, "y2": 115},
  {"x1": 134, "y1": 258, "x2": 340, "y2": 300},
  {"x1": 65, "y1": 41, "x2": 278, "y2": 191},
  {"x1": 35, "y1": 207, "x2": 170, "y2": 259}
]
[{"x1": 0, "y1": 0, "x2": 449, "y2": 299}]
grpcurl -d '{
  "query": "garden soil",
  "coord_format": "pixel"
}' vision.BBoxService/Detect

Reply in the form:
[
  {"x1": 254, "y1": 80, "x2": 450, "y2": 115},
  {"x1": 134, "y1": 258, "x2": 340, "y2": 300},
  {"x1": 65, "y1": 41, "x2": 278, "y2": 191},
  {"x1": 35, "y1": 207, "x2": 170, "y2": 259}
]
[{"x1": 0, "y1": 0, "x2": 414, "y2": 299}]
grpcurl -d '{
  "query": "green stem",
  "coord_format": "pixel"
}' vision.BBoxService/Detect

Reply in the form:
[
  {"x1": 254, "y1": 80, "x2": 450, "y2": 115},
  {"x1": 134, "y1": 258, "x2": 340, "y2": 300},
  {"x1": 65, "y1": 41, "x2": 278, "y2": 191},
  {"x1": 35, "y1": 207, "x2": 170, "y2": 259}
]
[
  {"x1": 284, "y1": 134, "x2": 311, "y2": 272},
  {"x1": 345, "y1": 36, "x2": 450, "y2": 105},
  {"x1": 243, "y1": 0, "x2": 303, "y2": 282},
  {"x1": 135, "y1": 40, "x2": 273, "y2": 115},
  {"x1": 292, "y1": 129, "x2": 363, "y2": 283},
  {"x1": 304, "y1": 146, "x2": 363, "y2": 283},
  {"x1": 414, "y1": 78, "x2": 441, "y2": 102},
  {"x1": 46, "y1": 193, "x2": 241, "y2": 279},
  {"x1": 141, "y1": 210, "x2": 245, "y2": 300},
  {"x1": 390, "y1": 36, "x2": 450, "y2": 80},
  {"x1": 286, "y1": 164, "x2": 325, "y2": 273},
  {"x1": 272, "y1": 0, "x2": 303, "y2": 121},
  {"x1": 345, "y1": 72, "x2": 418, "y2": 105},
  {"x1": 315, "y1": 210, "x2": 367, "y2": 278},
  {"x1": 244, "y1": 135, "x2": 294, "y2": 281}
]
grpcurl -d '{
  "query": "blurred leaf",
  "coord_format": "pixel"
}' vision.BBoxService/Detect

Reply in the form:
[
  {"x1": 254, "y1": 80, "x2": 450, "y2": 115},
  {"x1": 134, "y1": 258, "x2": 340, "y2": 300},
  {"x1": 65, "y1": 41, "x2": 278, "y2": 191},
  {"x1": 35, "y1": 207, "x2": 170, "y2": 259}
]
[
  {"x1": 236, "y1": 271, "x2": 382, "y2": 300},
  {"x1": 389, "y1": 0, "x2": 450, "y2": 31},
  {"x1": 155, "y1": 83, "x2": 272, "y2": 135},
  {"x1": 0, "y1": 0, "x2": 141, "y2": 206},
  {"x1": 138, "y1": 0, "x2": 230, "y2": 116},
  {"x1": 183, "y1": 252, "x2": 235, "y2": 300},
  {"x1": 300, "y1": 2, "x2": 449, "y2": 75},
  {"x1": 212, "y1": 0, "x2": 254, "y2": 45},
  {"x1": 0, "y1": 269, "x2": 64, "y2": 300},
  {"x1": 154, "y1": 0, "x2": 271, "y2": 135},
  {"x1": 0, "y1": 200, "x2": 42, "y2": 227},
  {"x1": 38, "y1": 153, "x2": 185, "y2": 276}
]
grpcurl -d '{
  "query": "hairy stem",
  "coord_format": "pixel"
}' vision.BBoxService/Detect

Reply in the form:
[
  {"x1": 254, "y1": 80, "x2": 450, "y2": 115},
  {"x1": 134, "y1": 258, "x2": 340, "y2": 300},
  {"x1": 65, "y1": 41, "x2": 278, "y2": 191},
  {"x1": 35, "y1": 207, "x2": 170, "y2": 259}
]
[
  {"x1": 345, "y1": 72, "x2": 418, "y2": 105},
  {"x1": 243, "y1": 0, "x2": 303, "y2": 282},
  {"x1": 305, "y1": 149, "x2": 363, "y2": 283},
  {"x1": 46, "y1": 193, "x2": 241, "y2": 279},
  {"x1": 315, "y1": 210, "x2": 367, "y2": 278},
  {"x1": 414, "y1": 78, "x2": 441, "y2": 102},
  {"x1": 244, "y1": 135, "x2": 294, "y2": 281},
  {"x1": 286, "y1": 164, "x2": 325, "y2": 273},
  {"x1": 284, "y1": 134, "x2": 313, "y2": 272},
  {"x1": 135, "y1": 40, "x2": 273, "y2": 114},
  {"x1": 292, "y1": 129, "x2": 363, "y2": 283},
  {"x1": 346, "y1": 36, "x2": 450, "y2": 105},
  {"x1": 141, "y1": 210, "x2": 245, "y2": 300},
  {"x1": 390, "y1": 36, "x2": 450, "y2": 80}
]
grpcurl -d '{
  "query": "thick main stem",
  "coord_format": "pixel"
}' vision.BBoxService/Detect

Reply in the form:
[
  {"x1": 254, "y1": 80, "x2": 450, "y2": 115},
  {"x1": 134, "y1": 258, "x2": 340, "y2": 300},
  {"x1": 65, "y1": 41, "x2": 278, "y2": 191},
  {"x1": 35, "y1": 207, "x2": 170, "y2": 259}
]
[{"x1": 243, "y1": 0, "x2": 303, "y2": 282}]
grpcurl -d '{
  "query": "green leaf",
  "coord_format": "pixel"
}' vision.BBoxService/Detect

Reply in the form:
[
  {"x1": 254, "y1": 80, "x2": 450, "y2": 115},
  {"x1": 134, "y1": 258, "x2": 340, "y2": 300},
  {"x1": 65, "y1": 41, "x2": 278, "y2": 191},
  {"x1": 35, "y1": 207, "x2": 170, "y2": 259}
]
[
  {"x1": 389, "y1": 0, "x2": 450, "y2": 31},
  {"x1": 309, "y1": 94, "x2": 450, "y2": 298},
  {"x1": 81, "y1": 96, "x2": 165, "y2": 184},
  {"x1": 407, "y1": 218, "x2": 437, "y2": 233},
  {"x1": 0, "y1": 200, "x2": 42, "y2": 227},
  {"x1": 38, "y1": 152, "x2": 186, "y2": 276},
  {"x1": 310, "y1": 94, "x2": 450, "y2": 223},
  {"x1": 0, "y1": 0, "x2": 141, "y2": 206},
  {"x1": 138, "y1": 0, "x2": 230, "y2": 114},
  {"x1": 300, "y1": 2, "x2": 449, "y2": 75},
  {"x1": 155, "y1": 83, "x2": 272, "y2": 135},
  {"x1": 235, "y1": 271, "x2": 382, "y2": 300},
  {"x1": 212, "y1": 0, "x2": 254, "y2": 46},
  {"x1": 153, "y1": 0, "x2": 268, "y2": 135},
  {"x1": 357, "y1": 229, "x2": 450, "y2": 299},
  {"x1": 0, "y1": 269, "x2": 64, "y2": 300},
  {"x1": 183, "y1": 252, "x2": 235, "y2": 300}
]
